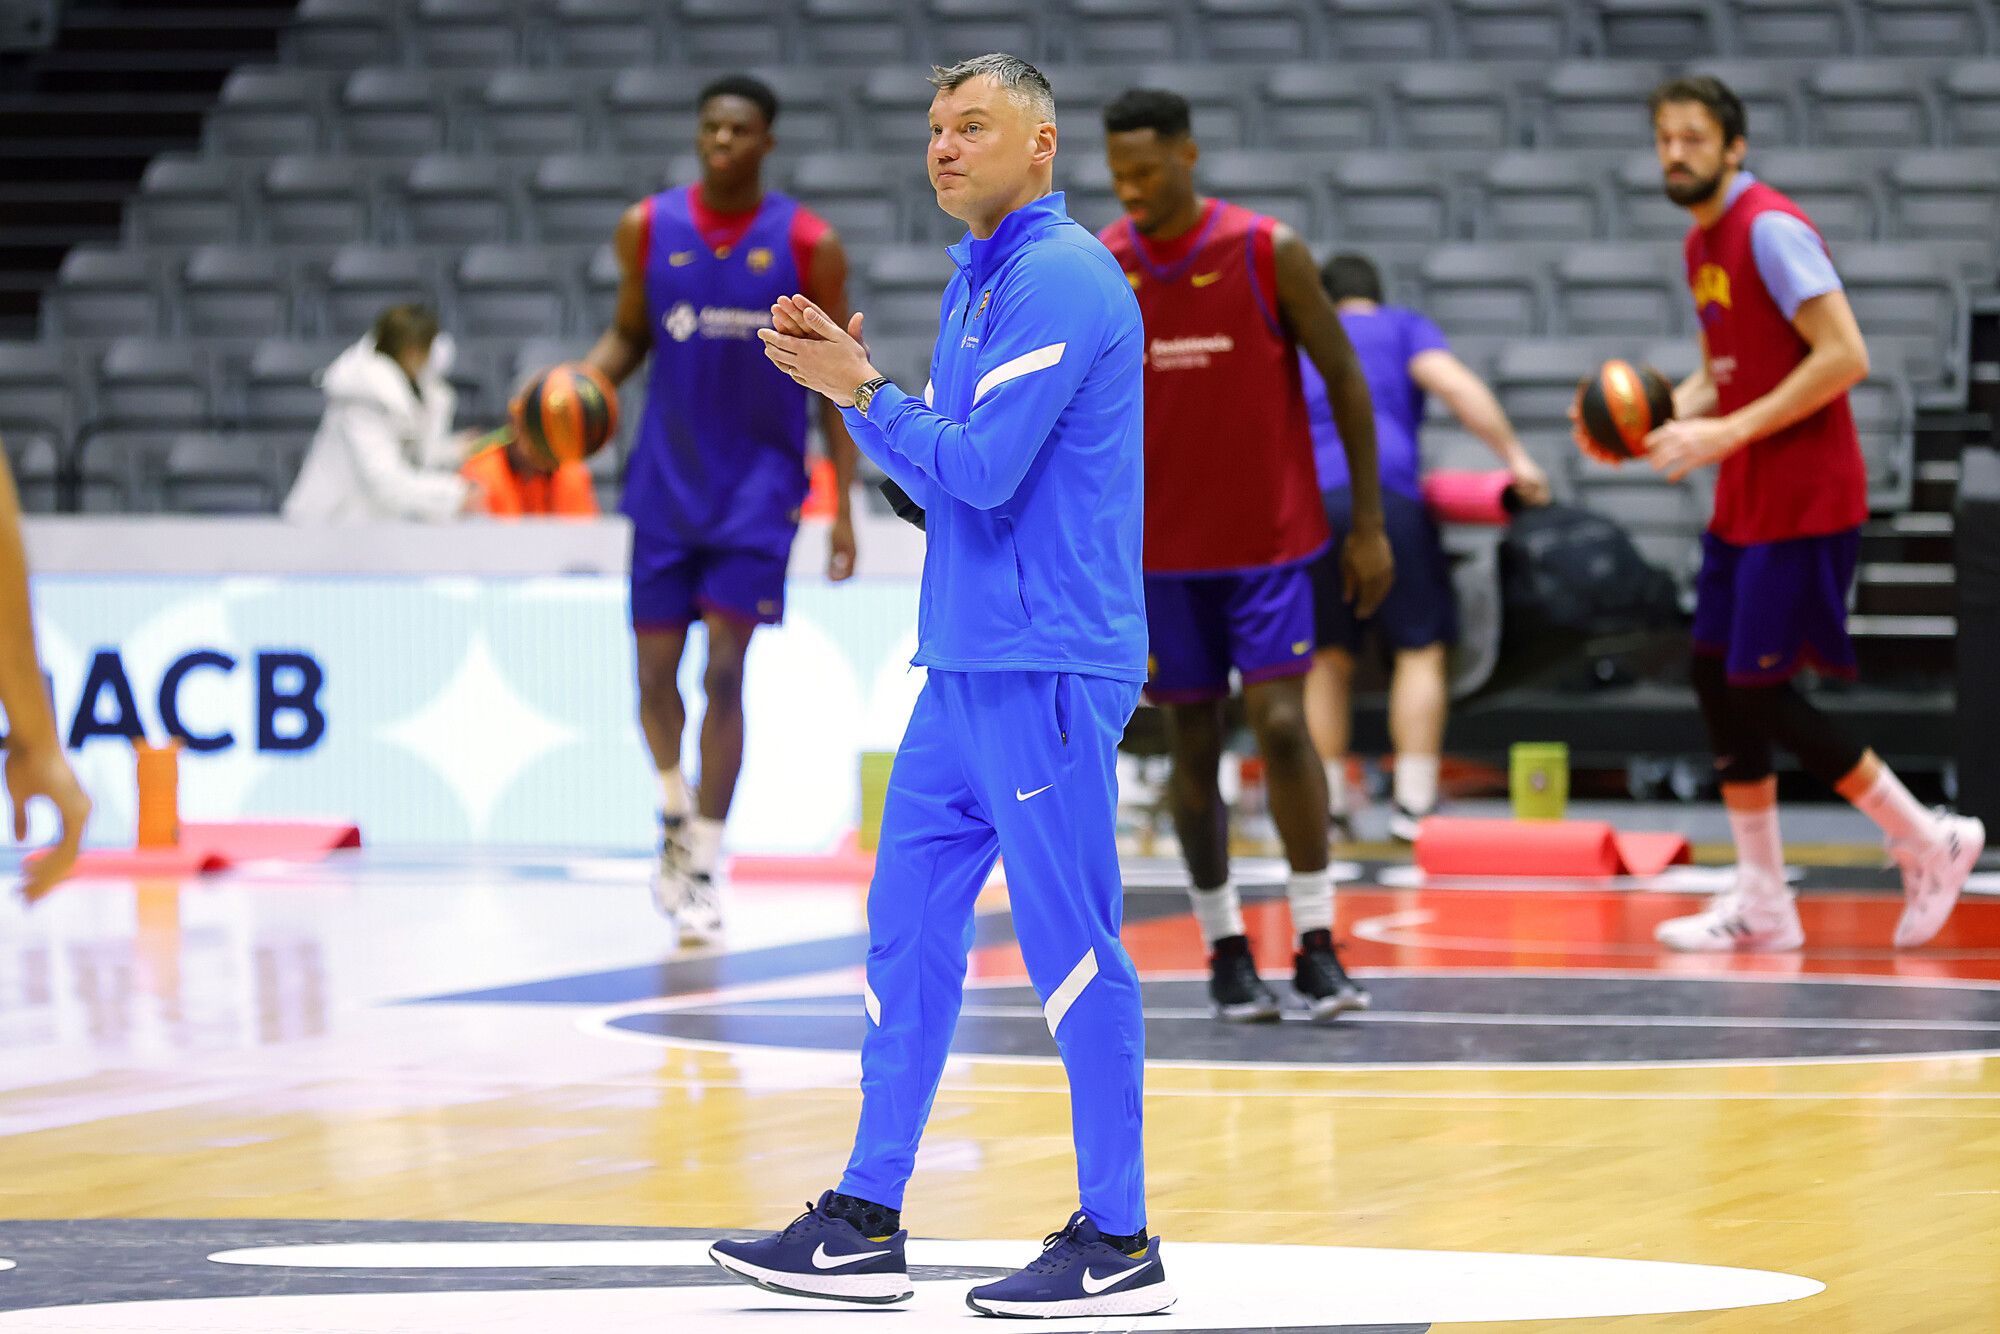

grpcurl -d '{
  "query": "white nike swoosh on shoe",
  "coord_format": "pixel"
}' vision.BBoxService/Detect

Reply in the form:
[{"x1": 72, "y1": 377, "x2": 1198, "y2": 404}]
[
  {"x1": 811, "y1": 1243, "x2": 893, "y2": 1270},
  {"x1": 1080, "y1": 1261, "x2": 1154, "y2": 1294},
  {"x1": 1016, "y1": 784, "x2": 1054, "y2": 801}
]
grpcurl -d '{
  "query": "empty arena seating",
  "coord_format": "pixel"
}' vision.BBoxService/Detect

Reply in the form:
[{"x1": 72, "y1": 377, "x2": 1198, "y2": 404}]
[{"x1": 10, "y1": 1, "x2": 1992, "y2": 519}]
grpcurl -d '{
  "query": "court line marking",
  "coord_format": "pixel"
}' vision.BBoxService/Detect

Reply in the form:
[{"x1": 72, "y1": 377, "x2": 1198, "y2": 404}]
[
  {"x1": 578, "y1": 967, "x2": 2000, "y2": 1073},
  {"x1": 1348, "y1": 910, "x2": 2000, "y2": 961}
]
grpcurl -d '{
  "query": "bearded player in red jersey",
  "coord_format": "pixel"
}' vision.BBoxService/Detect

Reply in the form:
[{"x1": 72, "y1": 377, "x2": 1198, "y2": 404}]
[
  {"x1": 1587, "y1": 76, "x2": 1983, "y2": 951},
  {"x1": 1101, "y1": 89, "x2": 1394, "y2": 1023}
]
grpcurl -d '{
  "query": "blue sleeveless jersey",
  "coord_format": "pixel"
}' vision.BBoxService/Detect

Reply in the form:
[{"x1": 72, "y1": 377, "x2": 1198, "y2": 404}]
[{"x1": 622, "y1": 187, "x2": 812, "y2": 555}]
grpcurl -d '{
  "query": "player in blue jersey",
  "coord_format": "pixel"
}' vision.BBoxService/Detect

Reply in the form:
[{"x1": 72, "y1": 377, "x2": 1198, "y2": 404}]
[{"x1": 583, "y1": 75, "x2": 859, "y2": 944}]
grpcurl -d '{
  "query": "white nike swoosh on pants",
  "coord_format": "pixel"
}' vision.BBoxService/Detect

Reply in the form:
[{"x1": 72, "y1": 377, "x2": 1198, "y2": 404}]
[{"x1": 1016, "y1": 784, "x2": 1054, "y2": 801}]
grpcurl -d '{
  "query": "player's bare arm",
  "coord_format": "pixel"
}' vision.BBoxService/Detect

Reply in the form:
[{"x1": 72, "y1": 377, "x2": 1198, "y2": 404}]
[
  {"x1": 583, "y1": 203, "x2": 656, "y2": 387},
  {"x1": 1270, "y1": 225, "x2": 1392, "y2": 617},
  {"x1": 1647, "y1": 289, "x2": 1868, "y2": 482},
  {"x1": 807, "y1": 228, "x2": 860, "y2": 581},
  {"x1": 1409, "y1": 348, "x2": 1549, "y2": 506}
]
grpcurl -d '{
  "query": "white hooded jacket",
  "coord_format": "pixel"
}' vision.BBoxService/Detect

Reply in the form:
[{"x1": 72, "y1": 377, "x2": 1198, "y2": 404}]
[{"x1": 282, "y1": 335, "x2": 470, "y2": 523}]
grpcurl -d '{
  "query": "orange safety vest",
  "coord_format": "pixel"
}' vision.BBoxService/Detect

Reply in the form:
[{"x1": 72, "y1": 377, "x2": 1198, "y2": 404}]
[{"x1": 461, "y1": 443, "x2": 599, "y2": 519}]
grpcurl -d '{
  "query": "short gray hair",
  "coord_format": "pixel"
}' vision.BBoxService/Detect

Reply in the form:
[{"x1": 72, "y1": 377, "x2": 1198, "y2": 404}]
[{"x1": 929, "y1": 53, "x2": 1055, "y2": 123}]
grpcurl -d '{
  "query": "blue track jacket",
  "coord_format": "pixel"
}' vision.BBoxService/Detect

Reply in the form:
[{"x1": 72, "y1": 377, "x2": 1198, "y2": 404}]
[{"x1": 840, "y1": 192, "x2": 1147, "y2": 682}]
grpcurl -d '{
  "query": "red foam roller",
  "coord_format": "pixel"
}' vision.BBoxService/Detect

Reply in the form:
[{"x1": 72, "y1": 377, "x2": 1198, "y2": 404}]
[
  {"x1": 1421, "y1": 470, "x2": 1514, "y2": 526},
  {"x1": 1415, "y1": 817, "x2": 1622, "y2": 878}
]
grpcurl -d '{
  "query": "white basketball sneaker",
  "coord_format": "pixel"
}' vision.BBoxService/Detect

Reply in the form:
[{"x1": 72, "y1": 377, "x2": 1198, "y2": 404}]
[
  {"x1": 651, "y1": 813, "x2": 695, "y2": 919},
  {"x1": 1655, "y1": 883, "x2": 1804, "y2": 953},
  {"x1": 1889, "y1": 813, "x2": 1985, "y2": 949},
  {"x1": 676, "y1": 871, "x2": 725, "y2": 946}
]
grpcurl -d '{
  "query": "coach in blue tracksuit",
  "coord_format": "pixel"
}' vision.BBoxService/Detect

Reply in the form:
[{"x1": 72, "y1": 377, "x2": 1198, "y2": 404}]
[{"x1": 708, "y1": 56, "x2": 1176, "y2": 1320}]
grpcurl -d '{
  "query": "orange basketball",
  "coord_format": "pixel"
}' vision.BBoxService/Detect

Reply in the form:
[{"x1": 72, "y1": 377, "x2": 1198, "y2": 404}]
[
  {"x1": 1576, "y1": 359, "x2": 1674, "y2": 464},
  {"x1": 510, "y1": 362, "x2": 618, "y2": 467}
]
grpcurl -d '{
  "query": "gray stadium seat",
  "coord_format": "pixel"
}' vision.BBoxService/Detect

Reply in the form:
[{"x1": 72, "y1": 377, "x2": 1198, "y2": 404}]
[
  {"x1": 128, "y1": 156, "x2": 246, "y2": 247},
  {"x1": 1588, "y1": 0, "x2": 1722, "y2": 59},
  {"x1": 45, "y1": 248, "x2": 161, "y2": 339},
  {"x1": 93, "y1": 339, "x2": 212, "y2": 426},
  {"x1": 0, "y1": 342, "x2": 77, "y2": 462},
  {"x1": 1389, "y1": 64, "x2": 1516, "y2": 150},
  {"x1": 1063, "y1": 0, "x2": 1192, "y2": 62},
  {"x1": 1201, "y1": 150, "x2": 1321, "y2": 234},
  {"x1": 1613, "y1": 150, "x2": 1689, "y2": 240},
  {"x1": 857, "y1": 67, "x2": 938, "y2": 156},
  {"x1": 283, "y1": 0, "x2": 401, "y2": 68},
  {"x1": 5, "y1": 433, "x2": 64, "y2": 514},
  {"x1": 1638, "y1": 336, "x2": 1702, "y2": 383},
  {"x1": 75, "y1": 429, "x2": 179, "y2": 513},
  {"x1": 1684, "y1": 60, "x2": 1804, "y2": 145},
  {"x1": 322, "y1": 246, "x2": 440, "y2": 338},
  {"x1": 1940, "y1": 60, "x2": 2000, "y2": 145},
  {"x1": 1755, "y1": 148, "x2": 1883, "y2": 241},
  {"x1": 1326, "y1": 153, "x2": 1455, "y2": 242},
  {"x1": 339, "y1": 67, "x2": 452, "y2": 158},
  {"x1": 262, "y1": 156, "x2": 375, "y2": 245},
  {"x1": 1723, "y1": 0, "x2": 1856, "y2": 57},
  {"x1": 161, "y1": 433, "x2": 280, "y2": 513},
  {"x1": 543, "y1": 0, "x2": 658, "y2": 68},
  {"x1": 865, "y1": 247, "x2": 957, "y2": 338},
  {"x1": 1057, "y1": 154, "x2": 1122, "y2": 234},
  {"x1": 1132, "y1": 64, "x2": 1257, "y2": 147},
  {"x1": 792, "y1": 153, "x2": 912, "y2": 243},
  {"x1": 799, "y1": 0, "x2": 915, "y2": 65},
  {"x1": 478, "y1": 71, "x2": 592, "y2": 157},
  {"x1": 1840, "y1": 244, "x2": 1964, "y2": 389},
  {"x1": 1322, "y1": 0, "x2": 1449, "y2": 60},
  {"x1": 527, "y1": 156, "x2": 636, "y2": 244},
  {"x1": 400, "y1": 155, "x2": 517, "y2": 245},
  {"x1": 1447, "y1": 0, "x2": 1578, "y2": 57},
  {"x1": 182, "y1": 246, "x2": 291, "y2": 338},
  {"x1": 242, "y1": 339, "x2": 345, "y2": 428},
  {"x1": 409, "y1": 0, "x2": 520, "y2": 69},
  {"x1": 926, "y1": 0, "x2": 1051, "y2": 68},
  {"x1": 1475, "y1": 153, "x2": 1604, "y2": 242},
  {"x1": 603, "y1": 68, "x2": 711, "y2": 158},
  {"x1": 454, "y1": 245, "x2": 572, "y2": 337},
  {"x1": 1418, "y1": 246, "x2": 1547, "y2": 336},
  {"x1": 745, "y1": 68, "x2": 850, "y2": 153},
  {"x1": 1534, "y1": 62, "x2": 1667, "y2": 148},
  {"x1": 1492, "y1": 338, "x2": 1613, "y2": 430},
  {"x1": 1857, "y1": 0, "x2": 1996, "y2": 56},
  {"x1": 582, "y1": 243, "x2": 622, "y2": 332},
  {"x1": 1263, "y1": 65, "x2": 1383, "y2": 151},
  {"x1": 1555, "y1": 243, "x2": 1684, "y2": 336},
  {"x1": 670, "y1": 0, "x2": 792, "y2": 64},
  {"x1": 1803, "y1": 60, "x2": 1936, "y2": 147},
  {"x1": 1193, "y1": 0, "x2": 1315, "y2": 62},
  {"x1": 1848, "y1": 374, "x2": 1914, "y2": 509},
  {"x1": 205, "y1": 67, "x2": 330, "y2": 157},
  {"x1": 1887, "y1": 149, "x2": 2000, "y2": 242}
]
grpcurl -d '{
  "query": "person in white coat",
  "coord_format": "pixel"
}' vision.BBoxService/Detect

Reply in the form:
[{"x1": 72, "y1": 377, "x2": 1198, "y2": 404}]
[{"x1": 283, "y1": 304, "x2": 481, "y2": 522}]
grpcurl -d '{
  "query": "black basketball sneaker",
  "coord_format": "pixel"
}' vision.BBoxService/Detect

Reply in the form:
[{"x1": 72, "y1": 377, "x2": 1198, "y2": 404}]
[
  {"x1": 1294, "y1": 929, "x2": 1369, "y2": 1021},
  {"x1": 1208, "y1": 936, "x2": 1280, "y2": 1023}
]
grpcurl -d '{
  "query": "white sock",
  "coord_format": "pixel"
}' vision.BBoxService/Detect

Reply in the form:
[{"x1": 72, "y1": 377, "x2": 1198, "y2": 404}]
[
  {"x1": 1849, "y1": 767, "x2": 1943, "y2": 849},
  {"x1": 1394, "y1": 753, "x2": 1440, "y2": 814},
  {"x1": 1187, "y1": 879, "x2": 1245, "y2": 944},
  {"x1": 689, "y1": 816, "x2": 725, "y2": 874},
  {"x1": 1287, "y1": 867, "x2": 1333, "y2": 935},
  {"x1": 1324, "y1": 757, "x2": 1351, "y2": 816},
  {"x1": 659, "y1": 767, "x2": 691, "y2": 818},
  {"x1": 1726, "y1": 802, "x2": 1787, "y2": 899}
]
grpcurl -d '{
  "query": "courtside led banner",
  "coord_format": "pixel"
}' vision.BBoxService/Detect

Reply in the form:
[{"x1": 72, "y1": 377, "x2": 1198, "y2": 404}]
[{"x1": 16, "y1": 576, "x2": 922, "y2": 851}]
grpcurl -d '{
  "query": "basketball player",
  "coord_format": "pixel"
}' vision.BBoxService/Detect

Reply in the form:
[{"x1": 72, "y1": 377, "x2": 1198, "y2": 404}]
[
  {"x1": 1099, "y1": 89, "x2": 1393, "y2": 1023},
  {"x1": 583, "y1": 75, "x2": 859, "y2": 943},
  {"x1": 710, "y1": 55, "x2": 1173, "y2": 1317},
  {"x1": 1302, "y1": 252, "x2": 1549, "y2": 843},
  {"x1": 1598, "y1": 76, "x2": 1983, "y2": 950}
]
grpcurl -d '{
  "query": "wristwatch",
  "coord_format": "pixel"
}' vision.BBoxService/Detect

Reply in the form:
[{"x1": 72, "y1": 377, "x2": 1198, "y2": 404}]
[{"x1": 852, "y1": 376, "x2": 892, "y2": 416}]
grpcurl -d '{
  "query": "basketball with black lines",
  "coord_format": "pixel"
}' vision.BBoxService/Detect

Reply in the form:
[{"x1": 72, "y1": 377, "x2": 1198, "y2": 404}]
[
  {"x1": 1575, "y1": 360, "x2": 1674, "y2": 464},
  {"x1": 510, "y1": 362, "x2": 619, "y2": 467}
]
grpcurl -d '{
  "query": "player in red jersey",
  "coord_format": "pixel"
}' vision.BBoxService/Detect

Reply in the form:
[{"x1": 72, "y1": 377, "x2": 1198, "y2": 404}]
[
  {"x1": 1583, "y1": 76, "x2": 1983, "y2": 951},
  {"x1": 1101, "y1": 89, "x2": 1394, "y2": 1023}
]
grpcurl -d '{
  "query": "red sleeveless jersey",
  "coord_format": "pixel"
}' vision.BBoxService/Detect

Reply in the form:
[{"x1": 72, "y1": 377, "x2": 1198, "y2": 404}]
[
  {"x1": 1685, "y1": 180, "x2": 1867, "y2": 544},
  {"x1": 1099, "y1": 199, "x2": 1328, "y2": 573}
]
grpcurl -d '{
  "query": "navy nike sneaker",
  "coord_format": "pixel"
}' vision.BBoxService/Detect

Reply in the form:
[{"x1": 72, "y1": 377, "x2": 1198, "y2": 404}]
[
  {"x1": 965, "y1": 1211, "x2": 1175, "y2": 1318},
  {"x1": 709, "y1": 1192, "x2": 912, "y2": 1304}
]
